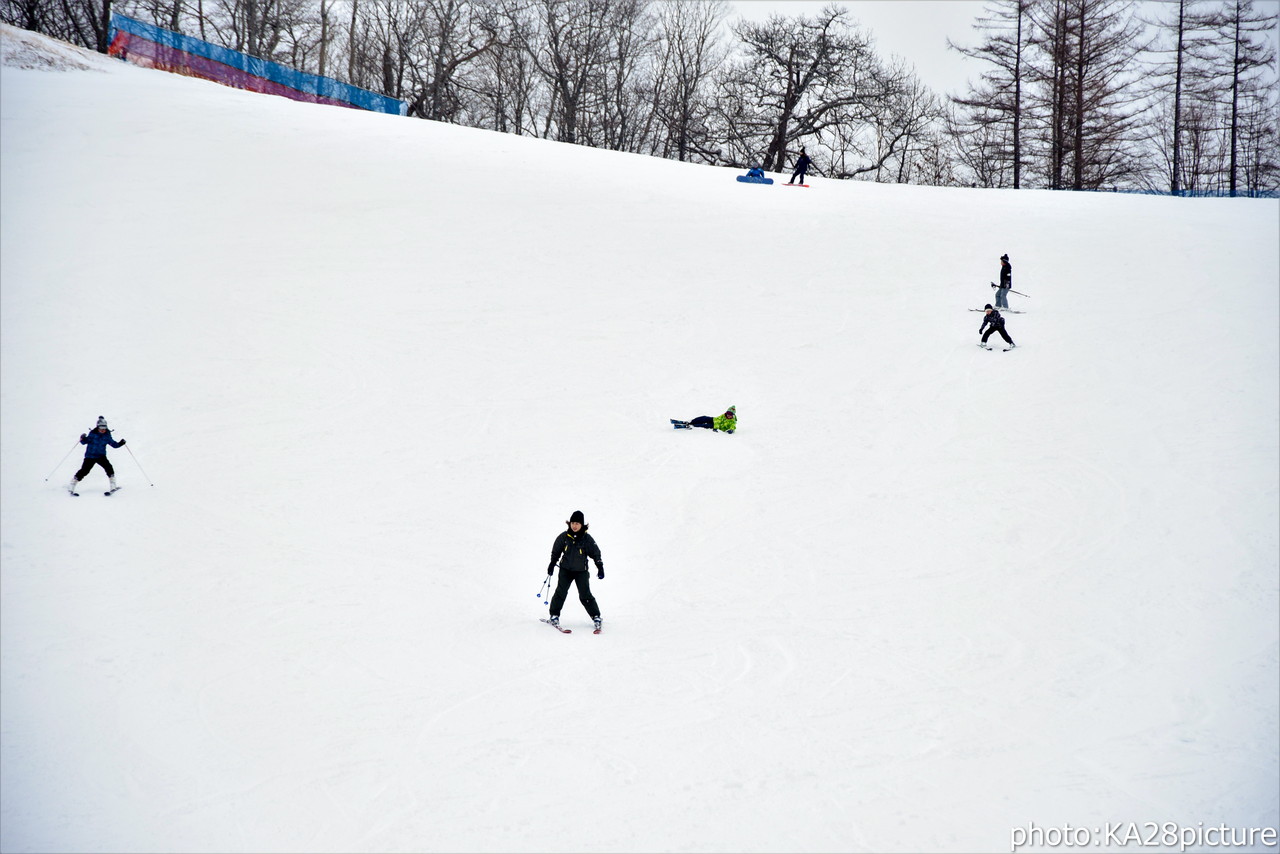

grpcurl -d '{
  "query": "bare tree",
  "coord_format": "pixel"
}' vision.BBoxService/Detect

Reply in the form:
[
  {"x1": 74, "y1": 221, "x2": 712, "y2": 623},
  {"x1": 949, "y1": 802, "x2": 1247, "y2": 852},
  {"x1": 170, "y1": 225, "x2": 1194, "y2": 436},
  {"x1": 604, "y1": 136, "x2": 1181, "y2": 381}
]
[
  {"x1": 949, "y1": 0, "x2": 1034, "y2": 187},
  {"x1": 650, "y1": 0, "x2": 727, "y2": 161},
  {"x1": 468, "y1": 0, "x2": 547, "y2": 135},
  {"x1": 516, "y1": 0, "x2": 615, "y2": 144},
  {"x1": 399, "y1": 0, "x2": 499, "y2": 121},
  {"x1": 717, "y1": 4, "x2": 889, "y2": 172},
  {"x1": 1024, "y1": 0, "x2": 1148, "y2": 190},
  {"x1": 580, "y1": 0, "x2": 655, "y2": 150},
  {"x1": 1142, "y1": 0, "x2": 1199, "y2": 192},
  {"x1": 1193, "y1": 0, "x2": 1277, "y2": 194}
]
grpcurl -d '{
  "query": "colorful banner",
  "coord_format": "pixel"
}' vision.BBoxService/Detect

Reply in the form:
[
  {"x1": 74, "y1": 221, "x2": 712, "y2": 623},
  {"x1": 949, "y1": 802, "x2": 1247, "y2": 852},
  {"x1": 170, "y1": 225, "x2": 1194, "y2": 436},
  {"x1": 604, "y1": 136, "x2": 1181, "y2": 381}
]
[{"x1": 107, "y1": 14, "x2": 407, "y2": 116}]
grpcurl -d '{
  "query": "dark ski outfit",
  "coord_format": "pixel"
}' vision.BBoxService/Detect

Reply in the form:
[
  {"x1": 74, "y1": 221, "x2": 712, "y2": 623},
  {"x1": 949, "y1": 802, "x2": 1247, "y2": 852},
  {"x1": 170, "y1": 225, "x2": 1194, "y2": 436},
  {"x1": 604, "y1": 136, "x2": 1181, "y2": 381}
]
[
  {"x1": 979, "y1": 305, "x2": 1015, "y2": 347},
  {"x1": 994, "y1": 254, "x2": 1012, "y2": 309},
  {"x1": 547, "y1": 511, "x2": 604, "y2": 623},
  {"x1": 789, "y1": 150, "x2": 812, "y2": 185},
  {"x1": 70, "y1": 416, "x2": 125, "y2": 492}
]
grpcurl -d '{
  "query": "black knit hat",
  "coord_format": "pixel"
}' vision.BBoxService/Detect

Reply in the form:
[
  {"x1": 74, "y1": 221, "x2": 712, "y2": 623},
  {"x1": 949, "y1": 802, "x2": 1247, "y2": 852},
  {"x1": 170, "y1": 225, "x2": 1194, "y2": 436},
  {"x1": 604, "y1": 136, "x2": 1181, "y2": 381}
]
[
  {"x1": 569, "y1": 510, "x2": 585, "y2": 525},
  {"x1": 984, "y1": 303, "x2": 993, "y2": 310},
  {"x1": 1000, "y1": 254, "x2": 1009, "y2": 262}
]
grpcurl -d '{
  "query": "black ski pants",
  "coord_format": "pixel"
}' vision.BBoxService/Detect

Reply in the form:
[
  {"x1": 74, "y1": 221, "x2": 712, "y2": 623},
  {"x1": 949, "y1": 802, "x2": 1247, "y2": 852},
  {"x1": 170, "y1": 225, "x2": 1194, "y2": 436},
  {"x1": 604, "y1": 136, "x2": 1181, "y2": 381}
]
[
  {"x1": 982, "y1": 325, "x2": 1013, "y2": 346},
  {"x1": 74, "y1": 457, "x2": 114, "y2": 480},
  {"x1": 550, "y1": 570, "x2": 600, "y2": 619}
]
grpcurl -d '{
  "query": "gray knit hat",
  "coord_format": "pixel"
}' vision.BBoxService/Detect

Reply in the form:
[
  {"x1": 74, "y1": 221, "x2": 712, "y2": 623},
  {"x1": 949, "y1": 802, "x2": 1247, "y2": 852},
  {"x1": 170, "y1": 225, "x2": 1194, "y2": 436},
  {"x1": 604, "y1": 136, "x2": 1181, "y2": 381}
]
[{"x1": 95, "y1": 415, "x2": 109, "y2": 430}]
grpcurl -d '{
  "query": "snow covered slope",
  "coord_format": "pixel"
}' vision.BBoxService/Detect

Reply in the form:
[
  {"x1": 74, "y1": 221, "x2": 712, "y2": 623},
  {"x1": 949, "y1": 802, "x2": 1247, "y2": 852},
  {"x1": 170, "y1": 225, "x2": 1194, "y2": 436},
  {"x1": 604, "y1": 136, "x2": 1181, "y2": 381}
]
[{"x1": 2, "y1": 25, "x2": 1277, "y2": 853}]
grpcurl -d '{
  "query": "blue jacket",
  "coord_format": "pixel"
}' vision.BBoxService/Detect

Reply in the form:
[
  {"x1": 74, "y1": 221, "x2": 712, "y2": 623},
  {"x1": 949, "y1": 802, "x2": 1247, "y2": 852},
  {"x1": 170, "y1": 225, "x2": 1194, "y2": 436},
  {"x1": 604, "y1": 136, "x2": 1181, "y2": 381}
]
[{"x1": 82, "y1": 430, "x2": 123, "y2": 458}]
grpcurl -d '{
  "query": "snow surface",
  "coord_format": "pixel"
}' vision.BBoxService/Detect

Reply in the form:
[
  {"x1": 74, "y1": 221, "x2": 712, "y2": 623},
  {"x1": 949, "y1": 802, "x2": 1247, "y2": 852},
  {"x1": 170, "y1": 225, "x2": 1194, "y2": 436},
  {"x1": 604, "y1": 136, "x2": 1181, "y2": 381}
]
[{"x1": 1, "y1": 24, "x2": 1278, "y2": 854}]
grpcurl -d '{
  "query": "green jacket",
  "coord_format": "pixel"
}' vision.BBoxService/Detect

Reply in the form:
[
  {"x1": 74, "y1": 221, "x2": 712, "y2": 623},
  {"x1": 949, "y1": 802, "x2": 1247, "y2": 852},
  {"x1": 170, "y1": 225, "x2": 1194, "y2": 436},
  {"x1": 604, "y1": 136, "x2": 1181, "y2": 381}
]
[{"x1": 713, "y1": 407, "x2": 737, "y2": 433}]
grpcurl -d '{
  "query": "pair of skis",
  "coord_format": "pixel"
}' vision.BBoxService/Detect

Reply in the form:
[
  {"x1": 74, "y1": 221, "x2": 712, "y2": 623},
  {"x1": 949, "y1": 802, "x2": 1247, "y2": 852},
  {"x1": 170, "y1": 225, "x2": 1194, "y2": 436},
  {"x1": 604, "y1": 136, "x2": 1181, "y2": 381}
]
[
  {"x1": 70, "y1": 487, "x2": 121, "y2": 497},
  {"x1": 541, "y1": 618, "x2": 601, "y2": 635},
  {"x1": 671, "y1": 419, "x2": 693, "y2": 430},
  {"x1": 979, "y1": 343, "x2": 1017, "y2": 352}
]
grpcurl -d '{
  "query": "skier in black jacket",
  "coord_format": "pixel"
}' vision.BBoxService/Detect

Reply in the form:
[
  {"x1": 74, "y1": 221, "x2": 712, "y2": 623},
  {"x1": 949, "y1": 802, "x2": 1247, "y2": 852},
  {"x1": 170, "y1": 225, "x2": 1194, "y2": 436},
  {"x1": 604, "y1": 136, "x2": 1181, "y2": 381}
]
[
  {"x1": 546, "y1": 510, "x2": 604, "y2": 630},
  {"x1": 979, "y1": 304, "x2": 1016, "y2": 349},
  {"x1": 993, "y1": 254, "x2": 1013, "y2": 309}
]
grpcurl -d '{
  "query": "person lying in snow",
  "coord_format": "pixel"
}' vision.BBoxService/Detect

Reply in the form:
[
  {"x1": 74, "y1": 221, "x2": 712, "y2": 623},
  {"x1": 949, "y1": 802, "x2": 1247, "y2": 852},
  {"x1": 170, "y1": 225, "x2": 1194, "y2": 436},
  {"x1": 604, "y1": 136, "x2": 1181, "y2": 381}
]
[{"x1": 672, "y1": 406, "x2": 737, "y2": 433}]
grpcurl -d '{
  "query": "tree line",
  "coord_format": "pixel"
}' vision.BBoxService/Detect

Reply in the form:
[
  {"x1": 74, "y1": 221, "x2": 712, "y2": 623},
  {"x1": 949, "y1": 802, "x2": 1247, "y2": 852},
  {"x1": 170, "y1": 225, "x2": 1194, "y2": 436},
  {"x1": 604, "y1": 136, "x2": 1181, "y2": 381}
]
[{"x1": 4, "y1": 0, "x2": 1276, "y2": 195}]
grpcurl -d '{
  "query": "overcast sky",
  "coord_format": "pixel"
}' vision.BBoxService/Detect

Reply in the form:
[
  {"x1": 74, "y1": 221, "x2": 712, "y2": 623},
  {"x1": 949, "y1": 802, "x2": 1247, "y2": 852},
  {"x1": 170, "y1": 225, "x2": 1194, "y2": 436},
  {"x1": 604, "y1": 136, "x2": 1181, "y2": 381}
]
[{"x1": 729, "y1": 0, "x2": 1280, "y2": 97}]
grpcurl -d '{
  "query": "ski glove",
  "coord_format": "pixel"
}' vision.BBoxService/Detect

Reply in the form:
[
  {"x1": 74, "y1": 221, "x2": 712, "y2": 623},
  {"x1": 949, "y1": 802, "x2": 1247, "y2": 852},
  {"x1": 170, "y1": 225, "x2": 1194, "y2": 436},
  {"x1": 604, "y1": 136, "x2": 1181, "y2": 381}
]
[
  {"x1": 118, "y1": 439, "x2": 126, "y2": 446},
  {"x1": 80, "y1": 434, "x2": 87, "y2": 440},
  {"x1": 597, "y1": 569, "x2": 605, "y2": 580},
  {"x1": 547, "y1": 564, "x2": 555, "y2": 576}
]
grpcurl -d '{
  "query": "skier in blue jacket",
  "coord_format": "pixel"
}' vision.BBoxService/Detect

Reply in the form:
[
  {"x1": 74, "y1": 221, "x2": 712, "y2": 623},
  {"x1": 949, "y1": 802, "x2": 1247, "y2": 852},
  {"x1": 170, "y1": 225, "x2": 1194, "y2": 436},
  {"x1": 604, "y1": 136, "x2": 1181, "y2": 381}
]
[
  {"x1": 788, "y1": 148, "x2": 812, "y2": 185},
  {"x1": 69, "y1": 416, "x2": 125, "y2": 494}
]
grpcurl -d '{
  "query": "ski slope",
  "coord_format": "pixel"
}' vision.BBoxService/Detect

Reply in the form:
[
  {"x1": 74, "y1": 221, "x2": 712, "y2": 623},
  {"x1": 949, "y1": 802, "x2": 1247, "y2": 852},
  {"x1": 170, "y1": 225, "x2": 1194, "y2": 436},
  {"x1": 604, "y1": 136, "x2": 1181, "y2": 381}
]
[{"x1": 1, "y1": 24, "x2": 1277, "y2": 853}]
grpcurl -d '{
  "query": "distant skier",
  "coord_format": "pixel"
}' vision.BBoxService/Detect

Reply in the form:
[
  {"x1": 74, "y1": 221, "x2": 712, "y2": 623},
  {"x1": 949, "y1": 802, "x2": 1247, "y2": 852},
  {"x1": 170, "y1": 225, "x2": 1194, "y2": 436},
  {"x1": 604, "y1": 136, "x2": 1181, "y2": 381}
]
[
  {"x1": 992, "y1": 254, "x2": 1012, "y2": 309},
  {"x1": 546, "y1": 510, "x2": 604, "y2": 632},
  {"x1": 673, "y1": 405, "x2": 736, "y2": 433},
  {"x1": 788, "y1": 148, "x2": 812, "y2": 185},
  {"x1": 978, "y1": 304, "x2": 1016, "y2": 350},
  {"x1": 69, "y1": 416, "x2": 125, "y2": 495}
]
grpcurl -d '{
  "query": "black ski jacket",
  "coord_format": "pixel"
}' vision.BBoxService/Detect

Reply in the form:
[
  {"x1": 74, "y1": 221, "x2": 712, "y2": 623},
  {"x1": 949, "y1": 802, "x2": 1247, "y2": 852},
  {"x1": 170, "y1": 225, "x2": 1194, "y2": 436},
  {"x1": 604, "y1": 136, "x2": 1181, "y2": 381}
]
[
  {"x1": 999, "y1": 261, "x2": 1012, "y2": 288},
  {"x1": 549, "y1": 528, "x2": 604, "y2": 574},
  {"x1": 979, "y1": 309, "x2": 1006, "y2": 333}
]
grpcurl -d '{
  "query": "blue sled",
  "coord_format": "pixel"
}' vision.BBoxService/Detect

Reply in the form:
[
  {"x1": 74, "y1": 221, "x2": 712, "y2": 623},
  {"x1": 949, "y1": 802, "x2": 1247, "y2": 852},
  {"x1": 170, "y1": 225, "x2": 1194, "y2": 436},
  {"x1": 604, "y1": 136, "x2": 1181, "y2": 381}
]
[{"x1": 737, "y1": 175, "x2": 774, "y2": 185}]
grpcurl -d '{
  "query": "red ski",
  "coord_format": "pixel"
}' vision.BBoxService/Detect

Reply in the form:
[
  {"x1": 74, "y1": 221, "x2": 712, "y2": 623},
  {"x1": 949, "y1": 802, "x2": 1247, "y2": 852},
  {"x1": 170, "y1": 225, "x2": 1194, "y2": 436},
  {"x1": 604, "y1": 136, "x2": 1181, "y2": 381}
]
[
  {"x1": 782, "y1": 183, "x2": 810, "y2": 188},
  {"x1": 540, "y1": 618, "x2": 571, "y2": 634}
]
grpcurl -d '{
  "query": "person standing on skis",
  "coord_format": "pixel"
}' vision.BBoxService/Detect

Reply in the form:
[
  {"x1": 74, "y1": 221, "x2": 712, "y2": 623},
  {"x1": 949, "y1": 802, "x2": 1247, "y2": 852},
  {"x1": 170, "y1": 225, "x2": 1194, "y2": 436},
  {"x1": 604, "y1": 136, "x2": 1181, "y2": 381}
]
[
  {"x1": 978, "y1": 304, "x2": 1016, "y2": 349},
  {"x1": 788, "y1": 148, "x2": 812, "y2": 185},
  {"x1": 69, "y1": 416, "x2": 125, "y2": 494},
  {"x1": 993, "y1": 253, "x2": 1013, "y2": 309},
  {"x1": 547, "y1": 510, "x2": 605, "y2": 631}
]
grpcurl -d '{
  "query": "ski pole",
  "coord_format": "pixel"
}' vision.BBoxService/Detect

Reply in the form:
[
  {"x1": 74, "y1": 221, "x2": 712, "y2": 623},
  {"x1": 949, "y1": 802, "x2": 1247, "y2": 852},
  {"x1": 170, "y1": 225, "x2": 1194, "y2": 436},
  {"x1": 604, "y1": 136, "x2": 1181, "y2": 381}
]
[
  {"x1": 126, "y1": 444, "x2": 154, "y2": 486},
  {"x1": 43, "y1": 440, "x2": 81, "y2": 481},
  {"x1": 991, "y1": 282, "x2": 1030, "y2": 298},
  {"x1": 536, "y1": 574, "x2": 551, "y2": 603}
]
